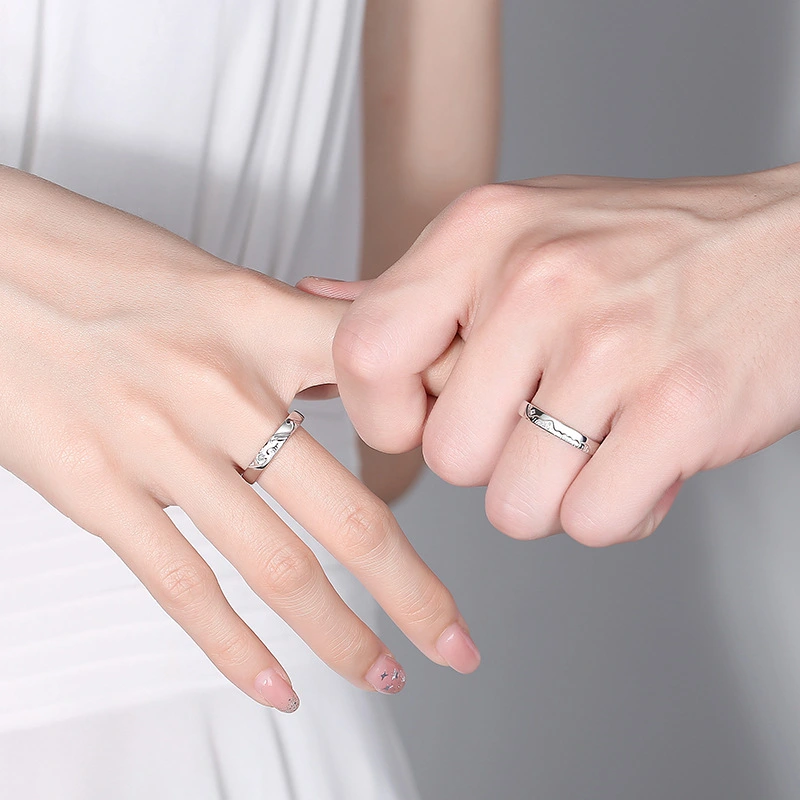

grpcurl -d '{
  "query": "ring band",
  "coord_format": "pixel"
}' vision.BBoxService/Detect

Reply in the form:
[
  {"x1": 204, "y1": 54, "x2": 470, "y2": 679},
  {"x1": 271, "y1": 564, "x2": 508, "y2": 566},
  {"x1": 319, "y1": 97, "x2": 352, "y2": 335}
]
[
  {"x1": 242, "y1": 410, "x2": 305, "y2": 484},
  {"x1": 519, "y1": 402, "x2": 601, "y2": 456}
]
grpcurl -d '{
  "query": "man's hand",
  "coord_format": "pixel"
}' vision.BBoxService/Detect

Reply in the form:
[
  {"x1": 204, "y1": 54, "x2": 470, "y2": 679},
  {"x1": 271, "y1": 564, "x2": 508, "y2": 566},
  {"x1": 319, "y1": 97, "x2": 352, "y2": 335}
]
[{"x1": 320, "y1": 167, "x2": 800, "y2": 545}]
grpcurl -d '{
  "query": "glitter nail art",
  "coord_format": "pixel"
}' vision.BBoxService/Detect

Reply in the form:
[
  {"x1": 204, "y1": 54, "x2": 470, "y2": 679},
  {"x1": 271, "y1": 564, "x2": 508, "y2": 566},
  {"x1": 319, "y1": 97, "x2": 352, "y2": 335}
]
[
  {"x1": 254, "y1": 667, "x2": 301, "y2": 713},
  {"x1": 367, "y1": 655, "x2": 407, "y2": 694},
  {"x1": 284, "y1": 696, "x2": 300, "y2": 713}
]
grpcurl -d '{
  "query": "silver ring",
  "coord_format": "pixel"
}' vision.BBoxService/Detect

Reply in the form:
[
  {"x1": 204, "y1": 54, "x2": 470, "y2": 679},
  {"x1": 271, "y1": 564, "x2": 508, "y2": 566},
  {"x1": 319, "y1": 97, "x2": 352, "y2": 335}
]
[
  {"x1": 242, "y1": 410, "x2": 305, "y2": 484},
  {"x1": 519, "y1": 402, "x2": 601, "y2": 456}
]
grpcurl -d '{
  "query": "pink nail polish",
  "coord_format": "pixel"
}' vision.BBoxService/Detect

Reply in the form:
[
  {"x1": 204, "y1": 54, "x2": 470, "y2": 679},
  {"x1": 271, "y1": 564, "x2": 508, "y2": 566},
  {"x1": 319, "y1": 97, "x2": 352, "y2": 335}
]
[
  {"x1": 436, "y1": 623, "x2": 481, "y2": 674},
  {"x1": 365, "y1": 654, "x2": 407, "y2": 694},
  {"x1": 254, "y1": 668, "x2": 300, "y2": 713}
]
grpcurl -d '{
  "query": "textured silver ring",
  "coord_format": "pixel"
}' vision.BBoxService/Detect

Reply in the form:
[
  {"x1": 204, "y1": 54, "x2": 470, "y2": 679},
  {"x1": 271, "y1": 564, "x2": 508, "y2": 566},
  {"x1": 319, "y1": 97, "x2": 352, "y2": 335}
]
[
  {"x1": 519, "y1": 402, "x2": 602, "y2": 456},
  {"x1": 242, "y1": 410, "x2": 305, "y2": 484}
]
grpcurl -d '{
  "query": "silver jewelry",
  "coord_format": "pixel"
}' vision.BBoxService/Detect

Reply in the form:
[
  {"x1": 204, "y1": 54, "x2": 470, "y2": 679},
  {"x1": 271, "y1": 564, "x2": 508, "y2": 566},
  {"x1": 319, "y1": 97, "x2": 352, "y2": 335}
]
[
  {"x1": 518, "y1": 402, "x2": 601, "y2": 456},
  {"x1": 242, "y1": 410, "x2": 305, "y2": 484}
]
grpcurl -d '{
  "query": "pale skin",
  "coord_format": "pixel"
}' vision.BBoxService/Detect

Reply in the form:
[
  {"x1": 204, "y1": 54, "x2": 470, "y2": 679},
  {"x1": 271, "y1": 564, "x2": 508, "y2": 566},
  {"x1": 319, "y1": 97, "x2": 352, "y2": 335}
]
[
  {"x1": 0, "y1": 3, "x2": 501, "y2": 712},
  {"x1": 15, "y1": 0, "x2": 786, "y2": 717},
  {"x1": 0, "y1": 165, "x2": 475, "y2": 712},
  {"x1": 311, "y1": 165, "x2": 800, "y2": 548}
]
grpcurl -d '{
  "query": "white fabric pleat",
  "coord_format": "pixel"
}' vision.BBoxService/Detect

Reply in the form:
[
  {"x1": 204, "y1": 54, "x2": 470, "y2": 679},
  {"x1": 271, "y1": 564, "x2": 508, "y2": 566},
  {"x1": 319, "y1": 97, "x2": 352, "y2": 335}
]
[{"x1": 0, "y1": 669, "x2": 418, "y2": 800}]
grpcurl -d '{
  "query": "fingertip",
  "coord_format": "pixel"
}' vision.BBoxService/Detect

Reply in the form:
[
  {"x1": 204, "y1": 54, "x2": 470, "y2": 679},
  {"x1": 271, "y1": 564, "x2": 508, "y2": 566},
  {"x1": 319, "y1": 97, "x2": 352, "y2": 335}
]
[
  {"x1": 435, "y1": 623, "x2": 481, "y2": 674},
  {"x1": 254, "y1": 667, "x2": 301, "y2": 713},
  {"x1": 365, "y1": 654, "x2": 407, "y2": 695}
]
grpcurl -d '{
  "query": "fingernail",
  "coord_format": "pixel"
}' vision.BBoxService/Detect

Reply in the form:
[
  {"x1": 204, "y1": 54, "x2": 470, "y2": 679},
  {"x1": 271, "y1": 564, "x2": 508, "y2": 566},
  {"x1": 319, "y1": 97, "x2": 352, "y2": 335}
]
[
  {"x1": 365, "y1": 654, "x2": 407, "y2": 694},
  {"x1": 436, "y1": 623, "x2": 481, "y2": 674},
  {"x1": 630, "y1": 513, "x2": 655, "y2": 541},
  {"x1": 254, "y1": 668, "x2": 300, "y2": 713},
  {"x1": 302, "y1": 276, "x2": 343, "y2": 282},
  {"x1": 271, "y1": 662, "x2": 293, "y2": 685}
]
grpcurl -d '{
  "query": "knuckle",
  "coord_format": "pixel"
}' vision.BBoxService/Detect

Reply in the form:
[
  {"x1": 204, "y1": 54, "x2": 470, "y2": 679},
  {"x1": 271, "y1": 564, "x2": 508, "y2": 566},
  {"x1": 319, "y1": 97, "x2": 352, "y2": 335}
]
[
  {"x1": 126, "y1": 398, "x2": 181, "y2": 448},
  {"x1": 531, "y1": 237, "x2": 587, "y2": 271},
  {"x1": 485, "y1": 488, "x2": 549, "y2": 541},
  {"x1": 333, "y1": 496, "x2": 394, "y2": 565},
  {"x1": 524, "y1": 173, "x2": 581, "y2": 188},
  {"x1": 257, "y1": 543, "x2": 318, "y2": 598},
  {"x1": 181, "y1": 359, "x2": 236, "y2": 406},
  {"x1": 333, "y1": 315, "x2": 394, "y2": 383},
  {"x1": 420, "y1": 183, "x2": 530, "y2": 253},
  {"x1": 560, "y1": 500, "x2": 627, "y2": 548},
  {"x1": 106, "y1": 398, "x2": 187, "y2": 496},
  {"x1": 157, "y1": 559, "x2": 218, "y2": 616},
  {"x1": 214, "y1": 266, "x2": 275, "y2": 318},
  {"x1": 316, "y1": 619, "x2": 368, "y2": 666},
  {"x1": 640, "y1": 356, "x2": 724, "y2": 430},
  {"x1": 207, "y1": 629, "x2": 255, "y2": 670},
  {"x1": 448, "y1": 183, "x2": 525, "y2": 225},
  {"x1": 422, "y1": 426, "x2": 487, "y2": 487},
  {"x1": 44, "y1": 433, "x2": 116, "y2": 524},
  {"x1": 50, "y1": 431, "x2": 108, "y2": 482},
  {"x1": 502, "y1": 238, "x2": 586, "y2": 305},
  {"x1": 568, "y1": 320, "x2": 633, "y2": 380},
  {"x1": 395, "y1": 576, "x2": 451, "y2": 630}
]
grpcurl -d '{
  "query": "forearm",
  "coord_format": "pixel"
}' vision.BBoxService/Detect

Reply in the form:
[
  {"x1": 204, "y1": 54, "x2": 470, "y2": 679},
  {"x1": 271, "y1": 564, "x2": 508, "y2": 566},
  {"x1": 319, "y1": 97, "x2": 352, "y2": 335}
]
[{"x1": 359, "y1": 0, "x2": 502, "y2": 502}]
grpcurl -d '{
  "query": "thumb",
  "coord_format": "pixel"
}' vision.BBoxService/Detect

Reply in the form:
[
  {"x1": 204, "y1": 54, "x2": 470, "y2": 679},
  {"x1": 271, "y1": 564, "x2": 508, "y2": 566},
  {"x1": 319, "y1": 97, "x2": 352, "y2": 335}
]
[
  {"x1": 295, "y1": 278, "x2": 464, "y2": 402},
  {"x1": 296, "y1": 276, "x2": 372, "y2": 302}
]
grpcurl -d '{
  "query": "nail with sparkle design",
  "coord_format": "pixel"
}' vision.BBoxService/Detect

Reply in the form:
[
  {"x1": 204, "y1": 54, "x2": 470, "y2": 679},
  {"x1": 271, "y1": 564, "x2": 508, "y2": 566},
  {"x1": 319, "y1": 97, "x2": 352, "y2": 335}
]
[
  {"x1": 254, "y1": 667, "x2": 301, "y2": 713},
  {"x1": 365, "y1": 654, "x2": 407, "y2": 694}
]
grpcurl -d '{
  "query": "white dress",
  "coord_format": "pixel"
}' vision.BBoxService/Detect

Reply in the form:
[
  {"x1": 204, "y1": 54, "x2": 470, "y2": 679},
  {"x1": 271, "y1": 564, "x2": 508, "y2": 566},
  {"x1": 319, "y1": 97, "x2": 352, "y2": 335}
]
[{"x1": 0, "y1": 2, "x2": 420, "y2": 797}]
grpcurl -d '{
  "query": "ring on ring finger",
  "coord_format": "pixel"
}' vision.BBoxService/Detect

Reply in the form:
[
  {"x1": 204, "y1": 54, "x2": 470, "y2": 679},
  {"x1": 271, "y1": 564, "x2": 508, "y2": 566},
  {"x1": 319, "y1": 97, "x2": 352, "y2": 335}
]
[
  {"x1": 241, "y1": 410, "x2": 305, "y2": 484},
  {"x1": 518, "y1": 402, "x2": 603, "y2": 456}
]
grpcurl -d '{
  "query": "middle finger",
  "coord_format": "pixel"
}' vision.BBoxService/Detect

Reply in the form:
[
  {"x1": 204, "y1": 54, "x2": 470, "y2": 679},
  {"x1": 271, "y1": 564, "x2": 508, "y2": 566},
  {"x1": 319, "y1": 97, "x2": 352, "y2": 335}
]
[
  {"x1": 260, "y1": 427, "x2": 481, "y2": 675},
  {"x1": 176, "y1": 459, "x2": 410, "y2": 694}
]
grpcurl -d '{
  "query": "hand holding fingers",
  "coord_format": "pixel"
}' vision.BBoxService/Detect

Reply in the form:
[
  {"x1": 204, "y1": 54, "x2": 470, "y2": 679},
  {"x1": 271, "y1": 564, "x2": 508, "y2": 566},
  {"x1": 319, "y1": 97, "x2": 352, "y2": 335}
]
[
  {"x1": 330, "y1": 185, "x2": 526, "y2": 453},
  {"x1": 329, "y1": 167, "x2": 800, "y2": 546},
  {"x1": 296, "y1": 274, "x2": 465, "y2": 400}
]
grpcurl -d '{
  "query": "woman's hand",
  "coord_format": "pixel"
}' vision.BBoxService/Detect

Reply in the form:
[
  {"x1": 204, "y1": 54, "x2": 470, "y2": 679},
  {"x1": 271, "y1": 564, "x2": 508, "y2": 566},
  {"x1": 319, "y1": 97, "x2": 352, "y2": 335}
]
[
  {"x1": 308, "y1": 165, "x2": 800, "y2": 546},
  {"x1": 0, "y1": 166, "x2": 479, "y2": 713}
]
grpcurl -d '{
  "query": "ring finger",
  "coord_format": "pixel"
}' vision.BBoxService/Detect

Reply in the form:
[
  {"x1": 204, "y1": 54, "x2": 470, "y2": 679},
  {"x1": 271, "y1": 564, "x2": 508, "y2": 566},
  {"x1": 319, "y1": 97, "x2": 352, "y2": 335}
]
[
  {"x1": 485, "y1": 376, "x2": 617, "y2": 541},
  {"x1": 261, "y1": 427, "x2": 480, "y2": 675},
  {"x1": 176, "y1": 454, "x2": 412, "y2": 695}
]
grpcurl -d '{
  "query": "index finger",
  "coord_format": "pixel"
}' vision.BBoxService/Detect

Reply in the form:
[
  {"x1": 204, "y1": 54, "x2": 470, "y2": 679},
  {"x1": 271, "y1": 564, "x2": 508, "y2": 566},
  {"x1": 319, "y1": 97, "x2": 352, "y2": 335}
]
[{"x1": 333, "y1": 185, "x2": 518, "y2": 453}]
